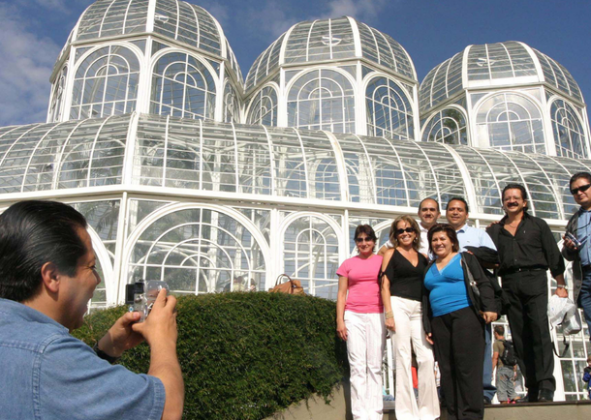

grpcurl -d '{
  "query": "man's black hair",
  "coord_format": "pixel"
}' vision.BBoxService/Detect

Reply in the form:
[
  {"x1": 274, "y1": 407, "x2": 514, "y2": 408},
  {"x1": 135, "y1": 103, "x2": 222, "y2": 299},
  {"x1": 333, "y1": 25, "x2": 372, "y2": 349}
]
[
  {"x1": 445, "y1": 197, "x2": 469, "y2": 213},
  {"x1": 494, "y1": 325, "x2": 505, "y2": 336},
  {"x1": 570, "y1": 172, "x2": 591, "y2": 187},
  {"x1": 0, "y1": 200, "x2": 88, "y2": 302},
  {"x1": 502, "y1": 183, "x2": 528, "y2": 201}
]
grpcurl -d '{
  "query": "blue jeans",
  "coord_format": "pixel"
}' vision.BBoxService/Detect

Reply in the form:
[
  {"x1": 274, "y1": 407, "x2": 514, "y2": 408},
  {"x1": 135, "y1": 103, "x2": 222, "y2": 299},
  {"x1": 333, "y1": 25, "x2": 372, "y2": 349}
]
[
  {"x1": 483, "y1": 323, "x2": 496, "y2": 400},
  {"x1": 579, "y1": 269, "x2": 591, "y2": 338}
]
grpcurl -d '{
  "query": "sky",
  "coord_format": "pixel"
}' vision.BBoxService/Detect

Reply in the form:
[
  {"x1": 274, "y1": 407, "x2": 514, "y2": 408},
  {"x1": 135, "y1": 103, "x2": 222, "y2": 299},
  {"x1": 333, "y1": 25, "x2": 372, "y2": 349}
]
[{"x1": 0, "y1": 0, "x2": 590, "y2": 127}]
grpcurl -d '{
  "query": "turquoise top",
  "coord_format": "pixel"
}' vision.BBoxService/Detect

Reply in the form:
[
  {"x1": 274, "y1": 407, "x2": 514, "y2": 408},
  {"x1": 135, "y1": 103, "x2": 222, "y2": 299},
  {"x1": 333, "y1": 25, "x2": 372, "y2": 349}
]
[{"x1": 424, "y1": 254, "x2": 471, "y2": 317}]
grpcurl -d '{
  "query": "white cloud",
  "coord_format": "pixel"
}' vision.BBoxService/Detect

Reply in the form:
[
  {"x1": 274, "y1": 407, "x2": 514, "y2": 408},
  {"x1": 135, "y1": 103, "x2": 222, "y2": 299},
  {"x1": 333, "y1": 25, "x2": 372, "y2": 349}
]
[
  {"x1": 0, "y1": 3, "x2": 61, "y2": 126},
  {"x1": 243, "y1": 1, "x2": 298, "y2": 40},
  {"x1": 322, "y1": 0, "x2": 388, "y2": 21}
]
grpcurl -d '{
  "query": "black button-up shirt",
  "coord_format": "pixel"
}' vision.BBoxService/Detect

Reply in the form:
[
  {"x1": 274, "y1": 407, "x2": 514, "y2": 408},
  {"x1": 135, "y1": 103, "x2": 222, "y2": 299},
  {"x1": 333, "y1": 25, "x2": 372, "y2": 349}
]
[{"x1": 488, "y1": 213, "x2": 565, "y2": 277}]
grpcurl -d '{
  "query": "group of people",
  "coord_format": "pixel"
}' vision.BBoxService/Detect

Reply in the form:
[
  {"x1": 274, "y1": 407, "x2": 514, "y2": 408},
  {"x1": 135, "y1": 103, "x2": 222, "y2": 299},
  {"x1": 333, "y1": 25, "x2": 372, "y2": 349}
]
[
  {"x1": 337, "y1": 173, "x2": 591, "y2": 420},
  {"x1": 1, "y1": 172, "x2": 591, "y2": 420}
]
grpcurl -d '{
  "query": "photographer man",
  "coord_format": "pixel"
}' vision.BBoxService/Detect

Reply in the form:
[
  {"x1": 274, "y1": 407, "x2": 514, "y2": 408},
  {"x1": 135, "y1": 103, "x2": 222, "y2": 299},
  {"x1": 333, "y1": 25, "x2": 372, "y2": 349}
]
[
  {"x1": 563, "y1": 172, "x2": 591, "y2": 338},
  {"x1": 0, "y1": 200, "x2": 184, "y2": 420}
]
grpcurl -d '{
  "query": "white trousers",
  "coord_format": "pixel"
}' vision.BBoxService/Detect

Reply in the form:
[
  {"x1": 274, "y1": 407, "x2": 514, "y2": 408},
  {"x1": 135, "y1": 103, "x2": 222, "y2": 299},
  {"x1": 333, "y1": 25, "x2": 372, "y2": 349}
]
[
  {"x1": 345, "y1": 310, "x2": 385, "y2": 420},
  {"x1": 391, "y1": 296, "x2": 440, "y2": 420}
]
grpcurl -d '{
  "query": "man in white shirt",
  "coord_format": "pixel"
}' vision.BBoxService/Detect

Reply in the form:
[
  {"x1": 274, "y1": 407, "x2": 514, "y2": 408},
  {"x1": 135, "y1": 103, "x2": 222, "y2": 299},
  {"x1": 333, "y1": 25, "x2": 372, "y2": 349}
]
[{"x1": 445, "y1": 197, "x2": 498, "y2": 405}]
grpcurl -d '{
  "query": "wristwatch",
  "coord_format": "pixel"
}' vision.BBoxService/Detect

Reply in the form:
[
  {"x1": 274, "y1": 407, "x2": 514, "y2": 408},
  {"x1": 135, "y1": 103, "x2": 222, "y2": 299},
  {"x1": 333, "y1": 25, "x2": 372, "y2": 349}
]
[
  {"x1": 556, "y1": 284, "x2": 568, "y2": 290},
  {"x1": 93, "y1": 342, "x2": 120, "y2": 364}
]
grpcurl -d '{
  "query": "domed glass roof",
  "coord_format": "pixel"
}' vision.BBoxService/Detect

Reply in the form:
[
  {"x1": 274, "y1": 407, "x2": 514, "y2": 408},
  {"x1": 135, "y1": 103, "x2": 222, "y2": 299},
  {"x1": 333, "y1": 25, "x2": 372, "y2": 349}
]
[
  {"x1": 245, "y1": 16, "x2": 416, "y2": 92},
  {"x1": 0, "y1": 112, "x2": 586, "y2": 220},
  {"x1": 69, "y1": 0, "x2": 241, "y2": 80},
  {"x1": 420, "y1": 41, "x2": 583, "y2": 113}
]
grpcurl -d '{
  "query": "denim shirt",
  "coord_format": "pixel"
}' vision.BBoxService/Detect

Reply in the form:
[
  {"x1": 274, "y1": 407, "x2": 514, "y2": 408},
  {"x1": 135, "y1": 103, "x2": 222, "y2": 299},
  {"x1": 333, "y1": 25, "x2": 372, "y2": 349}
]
[{"x1": 0, "y1": 298, "x2": 165, "y2": 420}]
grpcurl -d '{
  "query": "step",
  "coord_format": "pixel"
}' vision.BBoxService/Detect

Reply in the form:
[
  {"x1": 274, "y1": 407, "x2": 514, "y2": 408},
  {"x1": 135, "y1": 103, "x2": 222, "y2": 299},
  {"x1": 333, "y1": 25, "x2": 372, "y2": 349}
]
[{"x1": 265, "y1": 384, "x2": 591, "y2": 420}]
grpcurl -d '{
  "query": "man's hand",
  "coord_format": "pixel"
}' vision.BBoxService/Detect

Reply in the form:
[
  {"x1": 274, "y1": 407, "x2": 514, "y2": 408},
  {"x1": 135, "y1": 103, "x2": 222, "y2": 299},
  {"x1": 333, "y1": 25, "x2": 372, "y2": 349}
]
[
  {"x1": 98, "y1": 311, "x2": 144, "y2": 358},
  {"x1": 426, "y1": 332, "x2": 434, "y2": 345},
  {"x1": 555, "y1": 287, "x2": 568, "y2": 298},
  {"x1": 482, "y1": 311, "x2": 498, "y2": 324},
  {"x1": 563, "y1": 235, "x2": 579, "y2": 251},
  {"x1": 132, "y1": 288, "x2": 178, "y2": 347}
]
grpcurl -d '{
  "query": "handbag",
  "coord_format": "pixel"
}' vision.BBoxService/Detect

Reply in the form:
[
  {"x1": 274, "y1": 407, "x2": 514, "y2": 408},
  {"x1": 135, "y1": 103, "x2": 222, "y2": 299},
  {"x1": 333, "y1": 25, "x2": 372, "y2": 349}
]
[
  {"x1": 269, "y1": 274, "x2": 306, "y2": 296},
  {"x1": 548, "y1": 294, "x2": 583, "y2": 357}
]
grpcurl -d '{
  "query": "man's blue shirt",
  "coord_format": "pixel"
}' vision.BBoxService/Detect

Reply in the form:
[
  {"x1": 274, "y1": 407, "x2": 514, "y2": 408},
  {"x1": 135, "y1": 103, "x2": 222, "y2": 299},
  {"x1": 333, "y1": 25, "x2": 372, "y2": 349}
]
[
  {"x1": 577, "y1": 208, "x2": 591, "y2": 266},
  {"x1": 456, "y1": 223, "x2": 497, "y2": 251},
  {"x1": 0, "y1": 298, "x2": 165, "y2": 420}
]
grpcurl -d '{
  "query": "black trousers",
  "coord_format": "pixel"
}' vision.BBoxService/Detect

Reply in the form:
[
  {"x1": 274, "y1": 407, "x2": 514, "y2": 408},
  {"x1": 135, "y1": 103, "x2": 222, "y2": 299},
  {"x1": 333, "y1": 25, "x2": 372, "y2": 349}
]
[
  {"x1": 432, "y1": 306, "x2": 485, "y2": 420},
  {"x1": 502, "y1": 271, "x2": 555, "y2": 393}
]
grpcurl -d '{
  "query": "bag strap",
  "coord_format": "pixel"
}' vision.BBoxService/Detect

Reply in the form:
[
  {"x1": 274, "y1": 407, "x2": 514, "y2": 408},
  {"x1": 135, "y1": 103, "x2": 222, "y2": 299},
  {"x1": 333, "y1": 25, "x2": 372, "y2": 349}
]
[
  {"x1": 275, "y1": 274, "x2": 294, "y2": 286},
  {"x1": 550, "y1": 325, "x2": 570, "y2": 358}
]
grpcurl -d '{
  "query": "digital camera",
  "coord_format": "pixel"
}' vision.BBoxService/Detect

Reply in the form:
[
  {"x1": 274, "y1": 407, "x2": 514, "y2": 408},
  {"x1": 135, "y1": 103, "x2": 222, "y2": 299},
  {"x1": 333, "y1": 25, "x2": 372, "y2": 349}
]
[
  {"x1": 125, "y1": 280, "x2": 170, "y2": 322},
  {"x1": 565, "y1": 232, "x2": 583, "y2": 248}
]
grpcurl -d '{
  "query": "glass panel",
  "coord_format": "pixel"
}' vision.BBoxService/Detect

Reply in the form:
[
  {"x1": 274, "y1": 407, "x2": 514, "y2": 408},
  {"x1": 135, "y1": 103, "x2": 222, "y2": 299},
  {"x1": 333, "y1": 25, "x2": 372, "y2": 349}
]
[
  {"x1": 150, "y1": 52, "x2": 216, "y2": 120},
  {"x1": 129, "y1": 207, "x2": 265, "y2": 294},
  {"x1": 283, "y1": 215, "x2": 339, "y2": 299},
  {"x1": 366, "y1": 77, "x2": 414, "y2": 141},
  {"x1": 246, "y1": 86, "x2": 278, "y2": 126},
  {"x1": 475, "y1": 93, "x2": 545, "y2": 154},
  {"x1": 288, "y1": 69, "x2": 355, "y2": 133},
  {"x1": 422, "y1": 108, "x2": 468, "y2": 145},
  {"x1": 71, "y1": 46, "x2": 140, "y2": 120}
]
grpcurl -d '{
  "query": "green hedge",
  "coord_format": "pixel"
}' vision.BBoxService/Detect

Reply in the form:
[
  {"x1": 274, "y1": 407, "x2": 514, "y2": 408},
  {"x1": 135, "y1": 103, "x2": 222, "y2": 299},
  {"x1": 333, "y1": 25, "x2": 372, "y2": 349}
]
[{"x1": 73, "y1": 292, "x2": 349, "y2": 420}]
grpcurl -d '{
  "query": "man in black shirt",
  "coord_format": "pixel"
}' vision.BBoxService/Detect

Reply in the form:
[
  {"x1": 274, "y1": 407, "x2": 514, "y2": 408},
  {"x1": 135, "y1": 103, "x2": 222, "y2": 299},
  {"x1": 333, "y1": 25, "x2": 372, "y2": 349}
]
[{"x1": 487, "y1": 184, "x2": 567, "y2": 403}]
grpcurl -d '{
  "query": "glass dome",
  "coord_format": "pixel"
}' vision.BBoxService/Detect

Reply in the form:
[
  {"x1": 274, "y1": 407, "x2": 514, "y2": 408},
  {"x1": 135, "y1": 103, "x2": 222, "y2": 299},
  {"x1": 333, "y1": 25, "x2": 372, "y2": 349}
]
[
  {"x1": 65, "y1": 0, "x2": 241, "y2": 79},
  {"x1": 245, "y1": 16, "x2": 416, "y2": 92},
  {"x1": 420, "y1": 41, "x2": 584, "y2": 114}
]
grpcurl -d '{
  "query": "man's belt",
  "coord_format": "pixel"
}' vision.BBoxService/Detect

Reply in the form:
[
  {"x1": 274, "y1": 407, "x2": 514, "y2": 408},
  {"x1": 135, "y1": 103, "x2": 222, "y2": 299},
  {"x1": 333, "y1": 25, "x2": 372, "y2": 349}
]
[
  {"x1": 501, "y1": 267, "x2": 546, "y2": 276},
  {"x1": 582, "y1": 264, "x2": 591, "y2": 271}
]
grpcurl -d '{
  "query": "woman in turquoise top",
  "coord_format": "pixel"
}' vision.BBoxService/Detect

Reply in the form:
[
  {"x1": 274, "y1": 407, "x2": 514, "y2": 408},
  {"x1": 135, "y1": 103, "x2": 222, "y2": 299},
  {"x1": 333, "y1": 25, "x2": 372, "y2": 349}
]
[{"x1": 423, "y1": 224, "x2": 497, "y2": 420}]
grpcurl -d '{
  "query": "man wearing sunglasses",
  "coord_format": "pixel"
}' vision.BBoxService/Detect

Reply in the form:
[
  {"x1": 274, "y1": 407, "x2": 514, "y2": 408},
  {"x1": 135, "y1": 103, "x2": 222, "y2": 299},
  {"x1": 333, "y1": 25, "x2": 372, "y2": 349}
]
[{"x1": 563, "y1": 172, "x2": 591, "y2": 341}]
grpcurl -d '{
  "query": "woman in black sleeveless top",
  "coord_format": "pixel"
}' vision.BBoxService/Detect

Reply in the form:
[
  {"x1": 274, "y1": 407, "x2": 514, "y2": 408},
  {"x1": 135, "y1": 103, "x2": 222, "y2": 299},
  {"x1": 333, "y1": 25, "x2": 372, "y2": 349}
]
[{"x1": 381, "y1": 215, "x2": 439, "y2": 420}]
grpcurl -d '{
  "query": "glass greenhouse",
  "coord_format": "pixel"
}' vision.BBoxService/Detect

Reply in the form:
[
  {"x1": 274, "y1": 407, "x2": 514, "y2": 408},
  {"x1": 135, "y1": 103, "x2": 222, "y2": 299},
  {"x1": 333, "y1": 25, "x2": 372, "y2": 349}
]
[{"x1": 2, "y1": 0, "x2": 591, "y2": 401}]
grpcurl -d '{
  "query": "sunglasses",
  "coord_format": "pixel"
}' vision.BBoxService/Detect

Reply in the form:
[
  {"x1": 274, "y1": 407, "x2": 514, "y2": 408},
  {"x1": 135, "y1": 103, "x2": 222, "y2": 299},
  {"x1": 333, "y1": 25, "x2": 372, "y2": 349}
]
[
  {"x1": 570, "y1": 184, "x2": 591, "y2": 195},
  {"x1": 355, "y1": 237, "x2": 374, "y2": 243},
  {"x1": 396, "y1": 227, "x2": 415, "y2": 235}
]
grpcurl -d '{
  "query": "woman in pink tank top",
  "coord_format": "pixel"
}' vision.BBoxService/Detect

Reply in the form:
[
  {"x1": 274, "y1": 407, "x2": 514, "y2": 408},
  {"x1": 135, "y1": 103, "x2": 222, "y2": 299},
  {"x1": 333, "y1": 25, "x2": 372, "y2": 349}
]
[{"x1": 336, "y1": 224, "x2": 385, "y2": 420}]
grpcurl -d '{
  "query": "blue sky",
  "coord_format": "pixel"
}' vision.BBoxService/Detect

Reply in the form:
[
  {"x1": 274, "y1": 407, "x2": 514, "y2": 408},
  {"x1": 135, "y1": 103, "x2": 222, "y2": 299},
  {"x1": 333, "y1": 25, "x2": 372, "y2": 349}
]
[{"x1": 1, "y1": 0, "x2": 590, "y2": 127}]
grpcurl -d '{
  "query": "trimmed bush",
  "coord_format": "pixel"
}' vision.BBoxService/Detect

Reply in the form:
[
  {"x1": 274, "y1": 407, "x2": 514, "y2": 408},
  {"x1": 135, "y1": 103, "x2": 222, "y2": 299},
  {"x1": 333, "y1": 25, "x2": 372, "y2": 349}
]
[{"x1": 74, "y1": 292, "x2": 349, "y2": 420}]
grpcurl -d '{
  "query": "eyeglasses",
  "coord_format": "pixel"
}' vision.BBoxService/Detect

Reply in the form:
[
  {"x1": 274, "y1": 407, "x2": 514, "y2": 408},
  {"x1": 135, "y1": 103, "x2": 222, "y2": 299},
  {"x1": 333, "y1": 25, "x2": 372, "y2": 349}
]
[
  {"x1": 396, "y1": 227, "x2": 415, "y2": 235},
  {"x1": 355, "y1": 237, "x2": 374, "y2": 243},
  {"x1": 570, "y1": 184, "x2": 591, "y2": 195}
]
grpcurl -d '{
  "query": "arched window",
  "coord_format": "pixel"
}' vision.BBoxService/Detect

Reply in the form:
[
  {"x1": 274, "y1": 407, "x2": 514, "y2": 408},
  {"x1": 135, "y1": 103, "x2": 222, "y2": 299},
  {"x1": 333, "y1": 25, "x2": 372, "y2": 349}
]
[
  {"x1": 366, "y1": 77, "x2": 414, "y2": 140},
  {"x1": 71, "y1": 46, "x2": 140, "y2": 120},
  {"x1": 476, "y1": 93, "x2": 545, "y2": 154},
  {"x1": 150, "y1": 52, "x2": 216, "y2": 120},
  {"x1": 287, "y1": 69, "x2": 355, "y2": 133},
  {"x1": 129, "y1": 207, "x2": 266, "y2": 294},
  {"x1": 246, "y1": 86, "x2": 278, "y2": 126},
  {"x1": 223, "y1": 81, "x2": 240, "y2": 124},
  {"x1": 49, "y1": 66, "x2": 68, "y2": 122},
  {"x1": 422, "y1": 108, "x2": 468, "y2": 145},
  {"x1": 551, "y1": 99, "x2": 587, "y2": 159},
  {"x1": 283, "y1": 215, "x2": 339, "y2": 299}
]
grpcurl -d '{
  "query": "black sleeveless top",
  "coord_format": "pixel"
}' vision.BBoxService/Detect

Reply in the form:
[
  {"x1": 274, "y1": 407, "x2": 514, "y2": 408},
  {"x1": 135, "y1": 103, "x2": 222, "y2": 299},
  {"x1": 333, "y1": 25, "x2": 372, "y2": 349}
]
[{"x1": 384, "y1": 249, "x2": 427, "y2": 302}]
